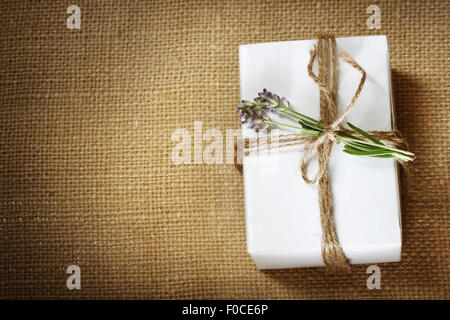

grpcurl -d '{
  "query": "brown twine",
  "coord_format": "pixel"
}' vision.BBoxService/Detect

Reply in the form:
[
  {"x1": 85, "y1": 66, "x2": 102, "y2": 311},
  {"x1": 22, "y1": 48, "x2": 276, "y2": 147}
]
[{"x1": 240, "y1": 36, "x2": 408, "y2": 272}]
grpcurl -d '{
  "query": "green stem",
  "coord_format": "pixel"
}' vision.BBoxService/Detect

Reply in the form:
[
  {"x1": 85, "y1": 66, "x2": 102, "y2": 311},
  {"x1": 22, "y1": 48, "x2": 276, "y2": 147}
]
[
  {"x1": 278, "y1": 109, "x2": 305, "y2": 123},
  {"x1": 282, "y1": 107, "x2": 320, "y2": 123},
  {"x1": 277, "y1": 108, "x2": 324, "y2": 131},
  {"x1": 266, "y1": 120, "x2": 321, "y2": 136}
]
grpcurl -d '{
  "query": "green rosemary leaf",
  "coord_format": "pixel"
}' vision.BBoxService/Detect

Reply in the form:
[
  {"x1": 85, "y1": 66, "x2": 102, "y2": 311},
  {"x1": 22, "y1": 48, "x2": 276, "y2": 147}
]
[
  {"x1": 371, "y1": 154, "x2": 396, "y2": 158},
  {"x1": 298, "y1": 119, "x2": 323, "y2": 132},
  {"x1": 347, "y1": 122, "x2": 384, "y2": 145},
  {"x1": 343, "y1": 148, "x2": 393, "y2": 156},
  {"x1": 344, "y1": 141, "x2": 384, "y2": 152},
  {"x1": 340, "y1": 134, "x2": 415, "y2": 157},
  {"x1": 343, "y1": 144, "x2": 392, "y2": 155},
  {"x1": 338, "y1": 131, "x2": 362, "y2": 140}
]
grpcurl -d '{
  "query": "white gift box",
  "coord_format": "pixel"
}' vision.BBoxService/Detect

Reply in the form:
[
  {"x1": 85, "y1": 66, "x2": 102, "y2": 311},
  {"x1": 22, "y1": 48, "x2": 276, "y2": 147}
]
[{"x1": 239, "y1": 35, "x2": 402, "y2": 269}]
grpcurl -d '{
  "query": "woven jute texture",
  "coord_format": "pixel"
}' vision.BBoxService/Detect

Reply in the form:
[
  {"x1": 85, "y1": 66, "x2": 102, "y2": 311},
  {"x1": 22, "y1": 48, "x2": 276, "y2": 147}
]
[{"x1": 0, "y1": 0, "x2": 448, "y2": 299}]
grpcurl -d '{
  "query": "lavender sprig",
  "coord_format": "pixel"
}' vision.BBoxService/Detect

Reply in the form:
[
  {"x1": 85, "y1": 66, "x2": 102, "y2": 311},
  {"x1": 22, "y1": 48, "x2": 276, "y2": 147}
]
[
  {"x1": 237, "y1": 89, "x2": 415, "y2": 162},
  {"x1": 237, "y1": 89, "x2": 319, "y2": 133}
]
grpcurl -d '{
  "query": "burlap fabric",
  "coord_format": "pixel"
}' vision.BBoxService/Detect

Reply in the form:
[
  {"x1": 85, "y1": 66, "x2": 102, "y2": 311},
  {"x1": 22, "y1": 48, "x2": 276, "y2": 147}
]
[{"x1": 0, "y1": 0, "x2": 448, "y2": 299}]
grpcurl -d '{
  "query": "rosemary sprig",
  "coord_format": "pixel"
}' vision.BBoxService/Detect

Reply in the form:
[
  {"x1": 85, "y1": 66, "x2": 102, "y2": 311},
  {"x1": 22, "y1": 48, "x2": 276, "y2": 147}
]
[{"x1": 237, "y1": 89, "x2": 415, "y2": 162}]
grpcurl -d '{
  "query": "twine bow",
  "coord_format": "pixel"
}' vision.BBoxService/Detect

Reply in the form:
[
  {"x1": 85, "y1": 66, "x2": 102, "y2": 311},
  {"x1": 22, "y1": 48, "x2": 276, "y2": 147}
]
[
  {"x1": 240, "y1": 36, "x2": 409, "y2": 272},
  {"x1": 300, "y1": 37, "x2": 366, "y2": 186}
]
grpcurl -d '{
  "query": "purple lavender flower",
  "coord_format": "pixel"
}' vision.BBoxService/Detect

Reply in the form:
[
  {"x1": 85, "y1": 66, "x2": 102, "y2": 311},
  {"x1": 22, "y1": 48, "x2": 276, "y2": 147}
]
[
  {"x1": 258, "y1": 89, "x2": 291, "y2": 109},
  {"x1": 236, "y1": 89, "x2": 292, "y2": 130}
]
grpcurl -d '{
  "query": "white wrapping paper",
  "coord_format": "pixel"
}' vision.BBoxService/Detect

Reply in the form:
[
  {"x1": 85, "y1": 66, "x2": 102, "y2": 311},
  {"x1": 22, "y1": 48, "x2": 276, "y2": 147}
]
[{"x1": 239, "y1": 35, "x2": 402, "y2": 269}]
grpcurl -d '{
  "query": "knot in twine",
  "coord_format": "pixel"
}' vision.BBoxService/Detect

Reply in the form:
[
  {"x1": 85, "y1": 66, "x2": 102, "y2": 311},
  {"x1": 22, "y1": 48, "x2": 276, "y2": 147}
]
[
  {"x1": 240, "y1": 36, "x2": 408, "y2": 272},
  {"x1": 300, "y1": 124, "x2": 339, "y2": 184}
]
